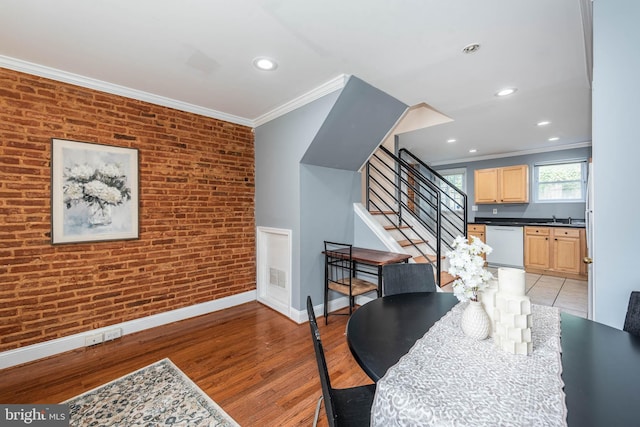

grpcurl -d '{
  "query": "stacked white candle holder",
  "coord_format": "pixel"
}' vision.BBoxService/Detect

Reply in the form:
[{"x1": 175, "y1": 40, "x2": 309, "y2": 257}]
[{"x1": 491, "y1": 267, "x2": 532, "y2": 355}]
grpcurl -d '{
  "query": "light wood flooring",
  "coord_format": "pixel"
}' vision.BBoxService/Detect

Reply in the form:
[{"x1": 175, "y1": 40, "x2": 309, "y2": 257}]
[
  {"x1": 0, "y1": 274, "x2": 588, "y2": 425},
  {"x1": 0, "y1": 302, "x2": 370, "y2": 426}
]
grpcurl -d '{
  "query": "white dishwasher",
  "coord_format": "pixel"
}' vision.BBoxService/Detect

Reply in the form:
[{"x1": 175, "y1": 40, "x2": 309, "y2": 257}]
[{"x1": 485, "y1": 225, "x2": 524, "y2": 268}]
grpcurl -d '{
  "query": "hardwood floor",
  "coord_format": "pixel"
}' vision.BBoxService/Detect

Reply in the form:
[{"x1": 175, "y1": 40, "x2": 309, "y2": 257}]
[{"x1": 0, "y1": 301, "x2": 371, "y2": 426}]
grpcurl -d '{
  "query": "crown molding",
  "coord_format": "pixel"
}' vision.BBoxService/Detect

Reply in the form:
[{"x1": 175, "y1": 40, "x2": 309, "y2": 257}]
[
  {"x1": 429, "y1": 141, "x2": 593, "y2": 167},
  {"x1": 1, "y1": 55, "x2": 349, "y2": 129},
  {"x1": 0, "y1": 55, "x2": 253, "y2": 127},
  {"x1": 253, "y1": 74, "x2": 349, "y2": 127}
]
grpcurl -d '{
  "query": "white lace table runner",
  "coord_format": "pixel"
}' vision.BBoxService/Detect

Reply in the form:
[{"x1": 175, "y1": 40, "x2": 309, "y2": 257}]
[{"x1": 371, "y1": 302, "x2": 567, "y2": 427}]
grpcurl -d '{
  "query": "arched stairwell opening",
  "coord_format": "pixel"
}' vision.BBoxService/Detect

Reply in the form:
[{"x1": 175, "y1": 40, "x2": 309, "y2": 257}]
[{"x1": 365, "y1": 146, "x2": 467, "y2": 288}]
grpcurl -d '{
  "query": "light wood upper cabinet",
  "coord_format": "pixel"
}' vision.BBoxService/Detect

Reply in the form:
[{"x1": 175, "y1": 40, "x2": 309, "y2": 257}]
[
  {"x1": 474, "y1": 165, "x2": 529, "y2": 204},
  {"x1": 474, "y1": 169, "x2": 499, "y2": 203}
]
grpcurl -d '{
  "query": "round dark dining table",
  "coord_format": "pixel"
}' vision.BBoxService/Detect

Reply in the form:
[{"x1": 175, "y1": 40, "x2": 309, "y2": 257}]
[{"x1": 345, "y1": 292, "x2": 640, "y2": 427}]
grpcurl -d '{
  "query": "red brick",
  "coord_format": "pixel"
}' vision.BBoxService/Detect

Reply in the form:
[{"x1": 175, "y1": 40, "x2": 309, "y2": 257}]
[{"x1": 0, "y1": 67, "x2": 256, "y2": 351}]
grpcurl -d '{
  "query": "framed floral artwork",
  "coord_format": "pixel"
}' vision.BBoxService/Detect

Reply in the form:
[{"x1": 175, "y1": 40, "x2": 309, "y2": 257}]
[{"x1": 51, "y1": 139, "x2": 139, "y2": 244}]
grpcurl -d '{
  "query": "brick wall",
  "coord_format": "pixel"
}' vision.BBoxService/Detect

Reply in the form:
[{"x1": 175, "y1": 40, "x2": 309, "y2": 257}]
[{"x1": 0, "y1": 68, "x2": 256, "y2": 352}]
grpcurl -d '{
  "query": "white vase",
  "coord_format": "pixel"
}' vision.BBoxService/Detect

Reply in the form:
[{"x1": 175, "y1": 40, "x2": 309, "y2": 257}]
[{"x1": 461, "y1": 300, "x2": 491, "y2": 340}]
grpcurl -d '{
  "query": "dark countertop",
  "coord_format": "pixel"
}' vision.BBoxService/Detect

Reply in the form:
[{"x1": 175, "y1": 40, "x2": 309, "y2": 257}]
[{"x1": 471, "y1": 217, "x2": 586, "y2": 228}]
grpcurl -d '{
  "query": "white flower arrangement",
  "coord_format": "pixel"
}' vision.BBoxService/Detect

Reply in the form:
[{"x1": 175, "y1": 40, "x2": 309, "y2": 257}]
[
  {"x1": 63, "y1": 162, "x2": 131, "y2": 209},
  {"x1": 446, "y1": 235, "x2": 494, "y2": 302}
]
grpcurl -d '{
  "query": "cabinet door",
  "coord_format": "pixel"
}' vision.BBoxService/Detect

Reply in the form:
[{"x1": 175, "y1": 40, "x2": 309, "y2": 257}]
[
  {"x1": 552, "y1": 229, "x2": 581, "y2": 274},
  {"x1": 474, "y1": 169, "x2": 499, "y2": 203},
  {"x1": 525, "y1": 234, "x2": 550, "y2": 270},
  {"x1": 499, "y1": 165, "x2": 529, "y2": 203},
  {"x1": 468, "y1": 231, "x2": 485, "y2": 243}
]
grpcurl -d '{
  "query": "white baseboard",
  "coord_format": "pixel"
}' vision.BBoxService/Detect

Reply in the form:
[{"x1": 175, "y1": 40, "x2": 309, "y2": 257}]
[
  {"x1": 290, "y1": 294, "x2": 377, "y2": 324},
  {"x1": 0, "y1": 290, "x2": 256, "y2": 370}
]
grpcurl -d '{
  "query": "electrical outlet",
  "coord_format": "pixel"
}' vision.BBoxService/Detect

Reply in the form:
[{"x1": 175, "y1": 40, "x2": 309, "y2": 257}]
[
  {"x1": 104, "y1": 328, "x2": 123, "y2": 341},
  {"x1": 85, "y1": 333, "x2": 103, "y2": 347},
  {"x1": 471, "y1": 205, "x2": 478, "y2": 212},
  {"x1": 492, "y1": 208, "x2": 498, "y2": 214}
]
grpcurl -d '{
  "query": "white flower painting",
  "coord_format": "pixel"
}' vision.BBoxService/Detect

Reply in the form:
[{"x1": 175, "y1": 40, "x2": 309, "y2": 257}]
[{"x1": 51, "y1": 139, "x2": 139, "y2": 244}]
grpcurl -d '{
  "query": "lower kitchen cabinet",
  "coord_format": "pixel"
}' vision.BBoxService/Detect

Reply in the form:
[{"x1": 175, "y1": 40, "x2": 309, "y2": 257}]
[
  {"x1": 467, "y1": 224, "x2": 486, "y2": 243},
  {"x1": 467, "y1": 224, "x2": 486, "y2": 260},
  {"x1": 524, "y1": 227, "x2": 550, "y2": 270},
  {"x1": 524, "y1": 226, "x2": 586, "y2": 279}
]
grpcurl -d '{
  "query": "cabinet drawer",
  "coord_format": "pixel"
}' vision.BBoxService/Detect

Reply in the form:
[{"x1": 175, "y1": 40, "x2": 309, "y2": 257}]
[
  {"x1": 525, "y1": 226, "x2": 550, "y2": 236},
  {"x1": 554, "y1": 228, "x2": 580, "y2": 238},
  {"x1": 468, "y1": 224, "x2": 486, "y2": 232}
]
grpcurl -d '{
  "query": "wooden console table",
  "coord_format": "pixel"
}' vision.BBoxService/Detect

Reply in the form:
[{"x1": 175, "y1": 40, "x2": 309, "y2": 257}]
[{"x1": 323, "y1": 246, "x2": 412, "y2": 297}]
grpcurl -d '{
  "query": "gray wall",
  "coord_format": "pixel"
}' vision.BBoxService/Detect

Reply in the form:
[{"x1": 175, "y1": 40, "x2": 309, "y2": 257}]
[
  {"x1": 302, "y1": 76, "x2": 407, "y2": 170},
  {"x1": 255, "y1": 90, "x2": 341, "y2": 311},
  {"x1": 300, "y1": 165, "x2": 361, "y2": 307},
  {"x1": 592, "y1": 0, "x2": 640, "y2": 328},
  {"x1": 429, "y1": 147, "x2": 592, "y2": 222},
  {"x1": 256, "y1": 75, "x2": 408, "y2": 312}
]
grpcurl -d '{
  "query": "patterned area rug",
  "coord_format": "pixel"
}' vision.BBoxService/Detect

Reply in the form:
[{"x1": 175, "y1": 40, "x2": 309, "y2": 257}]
[{"x1": 64, "y1": 358, "x2": 239, "y2": 426}]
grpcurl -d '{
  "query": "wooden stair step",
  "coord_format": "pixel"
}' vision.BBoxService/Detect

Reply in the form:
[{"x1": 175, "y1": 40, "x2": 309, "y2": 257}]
[
  {"x1": 369, "y1": 210, "x2": 398, "y2": 216},
  {"x1": 397, "y1": 239, "x2": 426, "y2": 247},
  {"x1": 383, "y1": 225, "x2": 412, "y2": 230},
  {"x1": 439, "y1": 271, "x2": 457, "y2": 288},
  {"x1": 412, "y1": 254, "x2": 445, "y2": 264}
]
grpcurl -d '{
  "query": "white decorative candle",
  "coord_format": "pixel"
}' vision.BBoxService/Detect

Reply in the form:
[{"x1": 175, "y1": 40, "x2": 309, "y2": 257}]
[
  {"x1": 494, "y1": 267, "x2": 532, "y2": 355},
  {"x1": 498, "y1": 267, "x2": 526, "y2": 296}
]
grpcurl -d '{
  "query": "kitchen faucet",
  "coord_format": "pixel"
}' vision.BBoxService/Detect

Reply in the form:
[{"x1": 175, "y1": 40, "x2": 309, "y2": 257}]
[{"x1": 552, "y1": 215, "x2": 557, "y2": 223}]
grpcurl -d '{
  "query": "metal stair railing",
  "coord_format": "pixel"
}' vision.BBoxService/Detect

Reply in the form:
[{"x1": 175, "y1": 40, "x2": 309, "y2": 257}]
[{"x1": 365, "y1": 146, "x2": 468, "y2": 286}]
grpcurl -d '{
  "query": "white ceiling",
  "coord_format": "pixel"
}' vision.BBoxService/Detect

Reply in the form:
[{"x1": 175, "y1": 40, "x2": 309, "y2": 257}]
[{"x1": 0, "y1": 0, "x2": 592, "y2": 164}]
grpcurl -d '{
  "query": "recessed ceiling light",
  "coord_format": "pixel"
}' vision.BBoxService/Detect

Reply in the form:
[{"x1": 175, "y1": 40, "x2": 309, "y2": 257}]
[
  {"x1": 537, "y1": 121, "x2": 551, "y2": 126},
  {"x1": 462, "y1": 43, "x2": 481, "y2": 54},
  {"x1": 469, "y1": 149, "x2": 477, "y2": 153},
  {"x1": 253, "y1": 57, "x2": 278, "y2": 71},
  {"x1": 496, "y1": 88, "x2": 517, "y2": 97},
  {"x1": 447, "y1": 139, "x2": 457, "y2": 143},
  {"x1": 548, "y1": 137, "x2": 560, "y2": 141}
]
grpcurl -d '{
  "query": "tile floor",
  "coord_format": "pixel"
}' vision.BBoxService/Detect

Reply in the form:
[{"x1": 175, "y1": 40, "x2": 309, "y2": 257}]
[
  {"x1": 522, "y1": 272, "x2": 588, "y2": 318},
  {"x1": 442, "y1": 269, "x2": 589, "y2": 318}
]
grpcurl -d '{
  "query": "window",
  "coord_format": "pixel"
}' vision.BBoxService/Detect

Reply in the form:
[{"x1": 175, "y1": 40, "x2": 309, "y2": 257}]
[
  {"x1": 534, "y1": 160, "x2": 587, "y2": 202},
  {"x1": 438, "y1": 168, "x2": 466, "y2": 210}
]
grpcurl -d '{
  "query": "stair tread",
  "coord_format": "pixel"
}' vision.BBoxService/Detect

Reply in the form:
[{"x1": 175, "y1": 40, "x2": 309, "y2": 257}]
[
  {"x1": 412, "y1": 254, "x2": 445, "y2": 263},
  {"x1": 383, "y1": 225, "x2": 412, "y2": 230},
  {"x1": 397, "y1": 239, "x2": 426, "y2": 247},
  {"x1": 369, "y1": 210, "x2": 398, "y2": 216},
  {"x1": 439, "y1": 271, "x2": 457, "y2": 288}
]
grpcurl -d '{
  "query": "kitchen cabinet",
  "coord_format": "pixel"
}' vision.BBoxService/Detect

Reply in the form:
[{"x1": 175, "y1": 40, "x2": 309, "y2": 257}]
[
  {"x1": 524, "y1": 227, "x2": 550, "y2": 270},
  {"x1": 474, "y1": 165, "x2": 529, "y2": 204},
  {"x1": 467, "y1": 224, "x2": 486, "y2": 261},
  {"x1": 467, "y1": 224, "x2": 486, "y2": 243},
  {"x1": 524, "y1": 226, "x2": 586, "y2": 279}
]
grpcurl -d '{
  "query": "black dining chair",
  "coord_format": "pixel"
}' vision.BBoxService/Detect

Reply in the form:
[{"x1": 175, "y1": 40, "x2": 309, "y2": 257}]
[
  {"x1": 307, "y1": 296, "x2": 376, "y2": 427},
  {"x1": 382, "y1": 262, "x2": 437, "y2": 296},
  {"x1": 623, "y1": 291, "x2": 640, "y2": 337},
  {"x1": 324, "y1": 241, "x2": 378, "y2": 324}
]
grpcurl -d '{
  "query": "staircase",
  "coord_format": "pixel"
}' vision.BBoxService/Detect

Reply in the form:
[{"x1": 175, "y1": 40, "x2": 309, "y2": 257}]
[{"x1": 365, "y1": 146, "x2": 467, "y2": 287}]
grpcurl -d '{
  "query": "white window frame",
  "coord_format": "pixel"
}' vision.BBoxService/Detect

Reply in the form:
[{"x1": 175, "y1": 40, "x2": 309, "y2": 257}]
[
  {"x1": 438, "y1": 168, "x2": 466, "y2": 211},
  {"x1": 533, "y1": 159, "x2": 588, "y2": 203}
]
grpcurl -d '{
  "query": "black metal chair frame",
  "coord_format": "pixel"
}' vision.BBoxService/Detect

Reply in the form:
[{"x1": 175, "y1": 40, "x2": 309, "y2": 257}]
[
  {"x1": 307, "y1": 296, "x2": 376, "y2": 427},
  {"x1": 323, "y1": 241, "x2": 377, "y2": 325}
]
